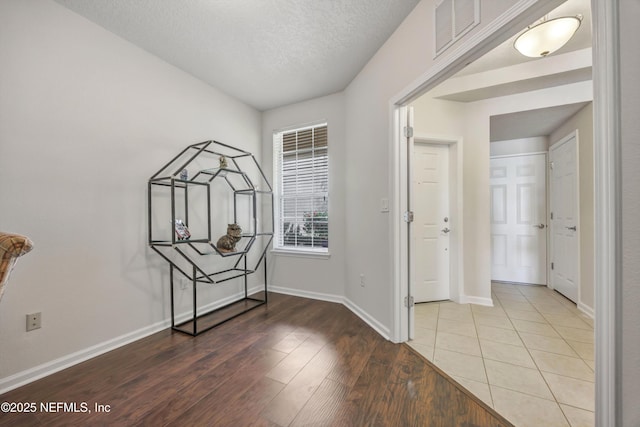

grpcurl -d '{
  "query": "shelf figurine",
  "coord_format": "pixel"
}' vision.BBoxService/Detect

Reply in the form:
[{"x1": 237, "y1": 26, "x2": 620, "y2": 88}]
[
  {"x1": 219, "y1": 155, "x2": 228, "y2": 169},
  {"x1": 174, "y1": 219, "x2": 191, "y2": 240},
  {"x1": 216, "y1": 223, "x2": 242, "y2": 253}
]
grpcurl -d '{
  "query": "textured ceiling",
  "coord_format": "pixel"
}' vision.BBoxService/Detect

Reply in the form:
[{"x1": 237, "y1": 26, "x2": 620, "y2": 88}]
[{"x1": 54, "y1": 0, "x2": 420, "y2": 111}]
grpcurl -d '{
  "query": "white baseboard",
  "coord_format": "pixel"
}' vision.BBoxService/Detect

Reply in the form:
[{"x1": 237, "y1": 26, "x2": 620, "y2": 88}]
[
  {"x1": 1, "y1": 285, "x2": 385, "y2": 394},
  {"x1": 268, "y1": 285, "x2": 390, "y2": 340},
  {"x1": 267, "y1": 285, "x2": 343, "y2": 304},
  {"x1": 0, "y1": 319, "x2": 169, "y2": 395},
  {"x1": 578, "y1": 301, "x2": 595, "y2": 319},
  {"x1": 459, "y1": 295, "x2": 494, "y2": 307},
  {"x1": 342, "y1": 297, "x2": 390, "y2": 340},
  {"x1": 0, "y1": 286, "x2": 266, "y2": 395}
]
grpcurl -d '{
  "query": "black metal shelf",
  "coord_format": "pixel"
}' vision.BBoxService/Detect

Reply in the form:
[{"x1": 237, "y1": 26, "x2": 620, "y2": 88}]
[{"x1": 148, "y1": 140, "x2": 274, "y2": 336}]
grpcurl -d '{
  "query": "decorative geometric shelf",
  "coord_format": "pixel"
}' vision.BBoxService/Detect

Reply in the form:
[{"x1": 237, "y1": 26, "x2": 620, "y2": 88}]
[{"x1": 148, "y1": 140, "x2": 273, "y2": 336}]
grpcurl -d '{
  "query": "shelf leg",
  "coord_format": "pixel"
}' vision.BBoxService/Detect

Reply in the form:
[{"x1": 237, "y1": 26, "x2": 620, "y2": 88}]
[
  {"x1": 170, "y1": 264, "x2": 175, "y2": 328},
  {"x1": 244, "y1": 256, "x2": 248, "y2": 299},
  {"x1": 192, "y1": 265, "x2": 197, "y2": 336},
  {"x1": 264, "y1": 252, "x2": 268, "y2": 303}
]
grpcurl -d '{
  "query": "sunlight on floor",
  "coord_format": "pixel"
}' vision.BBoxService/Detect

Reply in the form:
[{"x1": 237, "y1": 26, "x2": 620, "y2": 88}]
[{"x1": 408, "y1": 283, "x2": 594, "y2": 427}]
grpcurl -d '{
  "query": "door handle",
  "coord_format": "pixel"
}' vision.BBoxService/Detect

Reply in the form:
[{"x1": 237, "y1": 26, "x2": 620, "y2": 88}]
[
  {"x1": 533, "y1": 223, "x2": 545, "y2": 229},
  {"x1": 441, "y1": 227, "x2": 450, "y2": 234},
  {"x1": 566, "y1": 226, "x2": 577, "y2": 231}
]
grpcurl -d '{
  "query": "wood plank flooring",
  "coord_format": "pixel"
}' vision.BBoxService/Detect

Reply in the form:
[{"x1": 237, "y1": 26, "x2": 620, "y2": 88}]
[{"x1": 0, "y1": 293, "x2": 513, "y2": 426}]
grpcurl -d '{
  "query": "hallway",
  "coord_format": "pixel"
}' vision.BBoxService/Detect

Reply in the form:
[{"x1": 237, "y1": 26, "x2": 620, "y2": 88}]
[{"x1": 409, "y1": 283, "x2": 594, "y2": 427}]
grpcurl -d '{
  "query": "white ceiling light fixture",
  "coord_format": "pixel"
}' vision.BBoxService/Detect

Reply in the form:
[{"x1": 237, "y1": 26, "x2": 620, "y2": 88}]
[{"x1": 514, "y1": 15, "x2": 582, "y2": 58}]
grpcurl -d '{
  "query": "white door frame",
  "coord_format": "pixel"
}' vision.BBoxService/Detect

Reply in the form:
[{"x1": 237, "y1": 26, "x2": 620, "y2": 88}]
[
  {"x1": 413, "y1": 136, "x2": 463, "y2": 303},
  {"x1": 409, "y1": 136, "x2": 463, "y2": 340},
  {"x1": 392, "y1": 113, "x2": 463, "y2": 342},
  {"x1": 388, "y1": 1, "x2": 620, "y2": 425}
]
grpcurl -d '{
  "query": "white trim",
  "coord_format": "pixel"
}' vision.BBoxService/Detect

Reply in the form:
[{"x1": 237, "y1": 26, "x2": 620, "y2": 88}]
[
  {"x1": 342, "y1": 297, "x2": 391, "y2": 341},
  {"x1": 578, "y1": 301, "x2": 595, "y2": 320},
  {"x1": 592, "y1": 0, "x2": 621, "y2": 425},
  {"x1": 270, "y1": 249, "x2": 331, "y2": 259},
  {"x1": 0, "y1": 285, "x2": 391, "y2": 395},
  {"x1": 412, "y1": 135, "x2": 464, "y2": 306},
  {"x1": 0, "y1": 286, "x2": 265, "y2": 394},
  {"x1": 0, "y1": 319, "x2": 169, "y2": 395},
  {"x1": 267, "y1": 285, "x2": 343, "y2": 304},
  {"x1": 272, "y1": 122, "x2": 330, "y2": 254},
  {"x1": 490, "y1": 151, "x2": 548, "y2": 160},
  {"x1": 459, "y1": 295, "x2": 494, "y2": 307},
  {"x1": 391, "y1": 106, "x2": 410, "y2": 343},
  {"x1": 267, "y1": 286, "x2": 391, "y2": 340}
]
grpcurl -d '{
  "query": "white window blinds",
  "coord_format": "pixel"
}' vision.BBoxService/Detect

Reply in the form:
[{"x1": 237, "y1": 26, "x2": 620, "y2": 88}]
[{"x1": 273, "y1": 123, "x2": 328, "y2": 252}]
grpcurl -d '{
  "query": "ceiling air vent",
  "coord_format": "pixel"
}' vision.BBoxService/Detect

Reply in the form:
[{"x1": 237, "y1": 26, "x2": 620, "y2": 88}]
[{"x1": 435, "y1": 0, "x2": 480, "y2": 56}]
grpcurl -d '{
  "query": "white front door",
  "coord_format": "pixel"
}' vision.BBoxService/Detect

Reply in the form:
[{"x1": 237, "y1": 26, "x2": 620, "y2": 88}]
[
  {"x1": 549, "y1": 133, "x2": 579, "y2": 302},
  {"x1": 490, "y1": 154, "x2": 547, "y2": 284},
  {"x1": 413, "y1": 143, "x2": 450, "y2": 303}
]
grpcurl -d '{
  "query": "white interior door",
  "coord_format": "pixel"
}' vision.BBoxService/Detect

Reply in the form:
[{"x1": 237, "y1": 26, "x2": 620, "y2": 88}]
[
  {"x1": 413, "y1": 143, "x2": 450, "y2": 303},
  {"x1": 490, "y1": 154, "x2": 547, "y2": 284},
  {"x1": 550, "y1": 134, "x2": 579, "y2": 302}
]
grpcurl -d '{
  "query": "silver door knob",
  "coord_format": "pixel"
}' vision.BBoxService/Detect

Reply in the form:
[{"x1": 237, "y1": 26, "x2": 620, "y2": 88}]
[
  {"x1": 441, "y1": 227, "x2": 450, "y2": 234},
  {"x1": 566, "y1": 226, "x2": 577, "y2": 231},
  {"x1": 533, "y1": 223, "x2": 545, "y2": 229}
]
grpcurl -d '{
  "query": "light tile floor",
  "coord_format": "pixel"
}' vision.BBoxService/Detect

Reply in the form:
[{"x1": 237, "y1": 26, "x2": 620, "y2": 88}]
[{"x1": 408, "y1": 282, "x2": 595, "y2": 427}]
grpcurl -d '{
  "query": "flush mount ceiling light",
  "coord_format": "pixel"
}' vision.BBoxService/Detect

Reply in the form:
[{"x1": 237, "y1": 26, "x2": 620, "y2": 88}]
[{"x1": 514, "y1": 15, "x2": 582, "y2": 58}]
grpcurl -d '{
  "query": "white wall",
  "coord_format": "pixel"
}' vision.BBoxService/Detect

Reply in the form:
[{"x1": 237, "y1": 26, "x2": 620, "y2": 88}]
[
  {"x1": 550, "y1": 103, "x2": 594, "y2": 314},
  {"x1": 619, "y1": 1, "x2": 640, "y2": 424},
  {"x1": 0, "y1": 0, "x2": 261, "y2": 388},
  {"x1": 261, "y1": 93, "x2": 346, "y2": 300},
  {"x1": 341, "y1": 0, "x2": 562, "y2": 332}
]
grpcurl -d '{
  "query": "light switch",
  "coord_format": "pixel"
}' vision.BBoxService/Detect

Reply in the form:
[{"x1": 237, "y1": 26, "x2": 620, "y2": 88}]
[{"x1": 381, "y1": 198, "x2": 389, "y2": 213}]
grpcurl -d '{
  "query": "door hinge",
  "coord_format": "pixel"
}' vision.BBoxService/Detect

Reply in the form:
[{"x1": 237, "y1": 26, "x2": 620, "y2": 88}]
[
  {"x1": 403, "y1": 211, "x2": 414, "y2": 223},
  {"x1": 404, "y1": 296, "x2": 415, "y2": 308},
  {"x1": 404, "y1": 126, "x2": 414, "y2": 138},
  {"x1": 550, "y1": 212, "x2": 554, "y2": 220},
  {"x1": 551, "y1": 262, "x2": 554, "y2": 270}
]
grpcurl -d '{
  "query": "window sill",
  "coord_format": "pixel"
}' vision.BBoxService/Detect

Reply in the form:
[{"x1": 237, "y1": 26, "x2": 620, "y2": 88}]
[{"x1": 270, "y1": 248, "x2": 331, "y2": 259}]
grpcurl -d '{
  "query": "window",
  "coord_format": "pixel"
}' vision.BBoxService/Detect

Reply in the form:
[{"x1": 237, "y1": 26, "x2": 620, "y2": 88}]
[{"x1": 273, "y1": 123, "x2": 328, "y2": 252}]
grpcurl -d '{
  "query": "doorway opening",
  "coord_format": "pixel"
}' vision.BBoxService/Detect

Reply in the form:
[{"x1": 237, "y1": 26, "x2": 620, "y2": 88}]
[{"x1": 390, "y1": 0, "x2": 614, "y2": 424}]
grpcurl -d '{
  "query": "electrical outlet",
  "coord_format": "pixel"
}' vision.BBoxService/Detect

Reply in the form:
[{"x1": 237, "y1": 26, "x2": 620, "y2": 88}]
[
  {"x1": 360, "y1": 274, "x2": 365, "y2": 287},
  {"x1": 26, "y1": 312, "x2": 41, "y2": 332}
]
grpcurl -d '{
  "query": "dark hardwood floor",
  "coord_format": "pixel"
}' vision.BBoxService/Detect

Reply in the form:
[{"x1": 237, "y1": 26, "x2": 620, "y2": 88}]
[{"x1": 0, "y1": 293, "x2": 513, "y2": 426}]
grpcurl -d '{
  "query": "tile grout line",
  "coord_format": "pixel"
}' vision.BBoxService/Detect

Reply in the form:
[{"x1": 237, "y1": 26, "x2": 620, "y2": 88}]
[
  {"x1": 471, "y1": 301, "x2": 495, "y2": 409},
  {"x1": 414, "y1": 284, "x2": 595, "y2": 426},
  {"x1": 520, "y1": 290, "x2": 596, "y2": 375},
  {"x1": 490, "y1": 289, "x2": 564, "y2": 404},
  {"x1": 508, "y1": 285, "x2": 591, "y2": 427}
]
